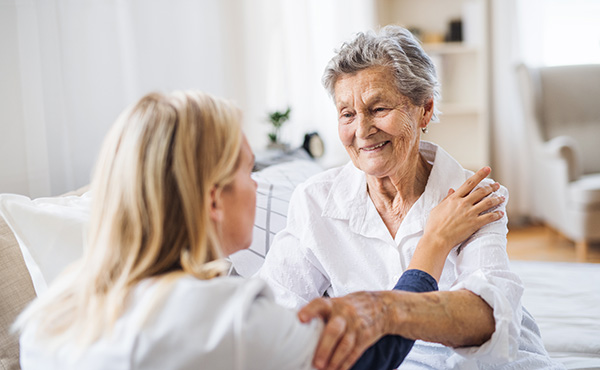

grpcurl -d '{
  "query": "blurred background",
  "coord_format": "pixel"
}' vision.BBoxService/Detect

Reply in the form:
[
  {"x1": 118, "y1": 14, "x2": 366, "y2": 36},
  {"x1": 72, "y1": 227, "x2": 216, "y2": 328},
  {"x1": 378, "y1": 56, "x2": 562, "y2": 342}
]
[{"x1": 1, "y1": 0, "x2": 599, "y2": 231}]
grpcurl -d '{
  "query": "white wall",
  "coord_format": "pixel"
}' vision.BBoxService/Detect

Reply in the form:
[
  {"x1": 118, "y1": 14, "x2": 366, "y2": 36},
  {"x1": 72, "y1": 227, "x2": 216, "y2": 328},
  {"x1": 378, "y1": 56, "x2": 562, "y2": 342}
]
[
  {"x1": 0, "y1": 2, "x2": 28, "y2": 195},
  {"x1": 1, "y1": 1, "x2": 237, "y2": 197}
]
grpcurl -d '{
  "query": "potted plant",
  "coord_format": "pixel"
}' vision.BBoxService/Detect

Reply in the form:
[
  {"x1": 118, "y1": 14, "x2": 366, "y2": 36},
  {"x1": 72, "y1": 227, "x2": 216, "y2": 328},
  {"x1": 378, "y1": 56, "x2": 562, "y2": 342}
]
[{"x1": 266, "y1": 107, "x2": 291, "y2": 150}]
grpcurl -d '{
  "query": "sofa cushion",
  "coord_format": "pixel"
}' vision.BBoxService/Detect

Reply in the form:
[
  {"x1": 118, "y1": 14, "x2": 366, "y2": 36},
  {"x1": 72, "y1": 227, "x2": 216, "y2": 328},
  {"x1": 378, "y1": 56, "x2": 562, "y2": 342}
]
[
  {"x1": 0, "y1": 215, "x2": 36, "y2": 370},
  {"x1": 0, "y1": 193, "x2": 92, "y2": 295},
  {"x1": 569, "y1": 174, "x2": 600, "y2": 208}
]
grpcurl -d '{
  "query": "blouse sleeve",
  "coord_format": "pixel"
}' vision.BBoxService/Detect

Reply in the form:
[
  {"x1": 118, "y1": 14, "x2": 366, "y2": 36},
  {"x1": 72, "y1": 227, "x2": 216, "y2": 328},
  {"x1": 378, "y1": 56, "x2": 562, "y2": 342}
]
[
  {"x1": 256, "y1": 186, "x2": 331, "y2": 311},
  {"x1": 351, "y1": 269, "x2": 439, "y2": 370},
  {"x1": 448, "y1": 184, "x2": 525, "y2": 363}
]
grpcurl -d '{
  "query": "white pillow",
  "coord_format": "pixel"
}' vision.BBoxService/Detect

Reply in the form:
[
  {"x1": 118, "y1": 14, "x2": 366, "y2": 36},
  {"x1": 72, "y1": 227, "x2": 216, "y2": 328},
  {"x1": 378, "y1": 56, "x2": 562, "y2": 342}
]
[
  {"x1": 0, "y1": 192, "x2": 91, "y2": 295},
  {"x1": 0, "y1": 159, "x2": 323, "y2": 295}
]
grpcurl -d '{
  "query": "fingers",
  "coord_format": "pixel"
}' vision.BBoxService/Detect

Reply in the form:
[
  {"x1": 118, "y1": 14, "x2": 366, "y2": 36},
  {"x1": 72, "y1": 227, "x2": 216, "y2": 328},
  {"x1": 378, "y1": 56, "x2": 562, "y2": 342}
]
[
  {"x1": 453, "y1": 166, "x2": 491, "y2": 197},
  {"x1": 481, "y1": 210, "x2": 505, "y2": 224},
  {"x1": 469, "y1": 192, "x2": 505, "y2": 231},
  {"x1": 326, "y1": 330, "x2": 357, "y2": 370},
  {"x1": 337, "y1": 346, "x2": 363, "y2": 370},
  {"x1": 470, "y1": 210, "x2": 505, "y2": 232},
  {"x1": 472, "y1": 193, "x2": 505, "y2": 215},
  {"x1": 304, "y1": 294, "x2": 382, "y2": 370},
  {"x1": 313, "y1": 316, "x2": 346, "y2": 369},
  {"x1": 298, "y1": 298, "x2": 331, "y2": 323},
  {"x1": 300, "y1": 298, "x2": 349, "y2": 370},
  {"x1": 465, "y1": 182, "x2": 500, "y2": 205}
]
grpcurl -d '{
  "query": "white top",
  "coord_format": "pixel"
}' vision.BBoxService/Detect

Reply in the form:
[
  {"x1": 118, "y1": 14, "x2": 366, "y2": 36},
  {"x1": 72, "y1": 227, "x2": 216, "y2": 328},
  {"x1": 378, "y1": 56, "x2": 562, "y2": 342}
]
[
  {"x1": 258, "y1": 141, "x2": 563, "y2": 369},
  {"x1": 20, "y1": 276, "x2": 321, "y2": 370}
]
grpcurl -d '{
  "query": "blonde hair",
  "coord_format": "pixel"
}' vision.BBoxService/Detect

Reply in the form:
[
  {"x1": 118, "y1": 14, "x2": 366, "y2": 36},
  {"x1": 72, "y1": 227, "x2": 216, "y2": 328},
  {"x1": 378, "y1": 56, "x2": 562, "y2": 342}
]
[{"x1": 14, "y1": 90, "x2": 243, "y2": 348}]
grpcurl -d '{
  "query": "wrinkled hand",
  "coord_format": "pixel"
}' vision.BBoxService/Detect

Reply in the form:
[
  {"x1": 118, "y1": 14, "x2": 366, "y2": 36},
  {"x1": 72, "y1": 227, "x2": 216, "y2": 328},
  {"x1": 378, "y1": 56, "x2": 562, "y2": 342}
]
[
  {"x1": 298, "y1": 291, "x2": 391, "y2": 370},
  {"x1": 424, "y1": 166, "x2": 505, "y2": 254}
]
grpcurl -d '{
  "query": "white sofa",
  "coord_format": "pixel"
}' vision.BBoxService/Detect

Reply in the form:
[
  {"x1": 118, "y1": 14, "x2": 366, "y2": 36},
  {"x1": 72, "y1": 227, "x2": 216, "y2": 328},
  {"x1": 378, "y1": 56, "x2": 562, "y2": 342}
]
[
  {"x1": 517, "y1": 63, "x2": 600, "y2": 261},
  {"x1": 2, "y1": 159, "x2": 600, "y2": 369}
]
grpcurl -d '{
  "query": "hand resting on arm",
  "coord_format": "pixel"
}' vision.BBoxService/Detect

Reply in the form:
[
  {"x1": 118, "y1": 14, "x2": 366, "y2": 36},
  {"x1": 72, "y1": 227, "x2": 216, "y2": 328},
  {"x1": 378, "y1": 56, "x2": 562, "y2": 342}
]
[{"x1": 299, "y1": 167, "x2": 503, "y2": 370}]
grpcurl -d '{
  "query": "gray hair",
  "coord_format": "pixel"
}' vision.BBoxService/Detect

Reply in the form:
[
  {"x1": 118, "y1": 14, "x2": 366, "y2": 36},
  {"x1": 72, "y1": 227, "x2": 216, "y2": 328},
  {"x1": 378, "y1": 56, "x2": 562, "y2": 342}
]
[{"x1": 322, "y1": 25, "x2": 441, "y2": 121}]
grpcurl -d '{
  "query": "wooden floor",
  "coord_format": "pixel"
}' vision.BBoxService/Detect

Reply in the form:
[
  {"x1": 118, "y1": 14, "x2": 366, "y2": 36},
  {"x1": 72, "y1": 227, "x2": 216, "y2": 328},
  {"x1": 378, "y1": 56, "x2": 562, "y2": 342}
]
[{"x1": 507, "y1": 224, "x2": 600, "y2": 263}]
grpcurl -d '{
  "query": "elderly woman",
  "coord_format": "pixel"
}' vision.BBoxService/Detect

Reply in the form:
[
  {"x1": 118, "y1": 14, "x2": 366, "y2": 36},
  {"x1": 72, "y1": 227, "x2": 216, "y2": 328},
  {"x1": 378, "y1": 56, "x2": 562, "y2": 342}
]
[
  {"x1": 14, "y1": 90, "x2": 503, "y2": 370},
  {"x1": 258, "y1": 26, "x2": 563, "y2": 369}
]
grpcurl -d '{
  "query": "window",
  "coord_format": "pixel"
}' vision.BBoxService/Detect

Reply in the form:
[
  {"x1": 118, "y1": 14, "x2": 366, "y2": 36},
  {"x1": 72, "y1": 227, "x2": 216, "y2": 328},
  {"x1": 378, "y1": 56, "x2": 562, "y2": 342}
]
[{"x1": 518, "y1": 0, "x2": 600, "y2": 66}]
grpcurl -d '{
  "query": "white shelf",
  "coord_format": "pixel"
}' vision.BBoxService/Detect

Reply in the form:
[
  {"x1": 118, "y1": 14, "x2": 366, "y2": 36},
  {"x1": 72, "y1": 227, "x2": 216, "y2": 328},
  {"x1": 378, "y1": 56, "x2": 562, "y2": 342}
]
[
  {"x1": 377, "y1": 0, "x2": 491, "y2": 169},
  {"x1": 438, "y1": 102, "x2": 480, "y2": 116},
  {"x1": 422, "y1": 42, "x2": 479, "y2": 55}
]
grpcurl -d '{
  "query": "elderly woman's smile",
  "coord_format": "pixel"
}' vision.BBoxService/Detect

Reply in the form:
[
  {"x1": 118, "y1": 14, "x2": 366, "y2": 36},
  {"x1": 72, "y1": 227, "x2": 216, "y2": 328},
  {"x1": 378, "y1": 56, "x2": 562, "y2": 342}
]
[{"x1": 361, "y1": 141, "x2": 390, "y2": 151}]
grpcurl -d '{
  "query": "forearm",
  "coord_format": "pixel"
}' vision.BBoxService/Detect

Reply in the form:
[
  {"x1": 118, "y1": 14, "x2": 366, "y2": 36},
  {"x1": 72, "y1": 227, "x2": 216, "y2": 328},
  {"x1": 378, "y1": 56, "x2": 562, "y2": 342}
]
[
  {"x1": 300, "y1": 274, "x2": 495, "y2": 370},
  {"x1": 407, "y1": 233, "x2": 451, "y2": 282},
  {"x1": 351, "y1": 269, "x2": 439, "y2": 370},
  {"x1": 382, "y1": 289, "x2": 495, "y2": 348}
]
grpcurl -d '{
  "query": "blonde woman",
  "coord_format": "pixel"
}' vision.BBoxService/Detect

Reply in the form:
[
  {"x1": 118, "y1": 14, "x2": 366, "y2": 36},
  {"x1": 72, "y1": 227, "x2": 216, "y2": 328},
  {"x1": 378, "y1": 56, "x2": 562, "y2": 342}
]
[{"x1": 15, "y1": 90, "x2": 504, "y2": 370}]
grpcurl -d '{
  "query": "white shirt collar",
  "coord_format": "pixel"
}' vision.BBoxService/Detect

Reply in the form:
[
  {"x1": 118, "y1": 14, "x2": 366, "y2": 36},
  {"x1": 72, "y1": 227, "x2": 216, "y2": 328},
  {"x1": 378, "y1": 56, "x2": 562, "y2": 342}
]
[{"x1": 322, "y1": 141, "x2": 470, "y2": 240}]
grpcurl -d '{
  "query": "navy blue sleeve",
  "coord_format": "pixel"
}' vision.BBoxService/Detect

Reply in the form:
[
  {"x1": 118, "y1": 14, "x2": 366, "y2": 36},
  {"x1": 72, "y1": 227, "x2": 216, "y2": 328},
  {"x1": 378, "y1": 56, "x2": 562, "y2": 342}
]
[
  {"x1": 351, "y1": 269, "x2": 438, "y2": 370},
  {"x1": 393, "y1": 269, "x2": 438, "y2": 293}
]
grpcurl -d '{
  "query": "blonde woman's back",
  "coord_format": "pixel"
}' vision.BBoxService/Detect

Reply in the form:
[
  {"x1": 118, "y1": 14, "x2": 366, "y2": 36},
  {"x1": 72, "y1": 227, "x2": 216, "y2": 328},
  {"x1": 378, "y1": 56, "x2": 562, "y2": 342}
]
[
  {"x1": 15, "y1": 90, "x2": 324, "y2": 369},
  {"x1": 20, "y1": 275, "x2": 321, "y2": 370}
]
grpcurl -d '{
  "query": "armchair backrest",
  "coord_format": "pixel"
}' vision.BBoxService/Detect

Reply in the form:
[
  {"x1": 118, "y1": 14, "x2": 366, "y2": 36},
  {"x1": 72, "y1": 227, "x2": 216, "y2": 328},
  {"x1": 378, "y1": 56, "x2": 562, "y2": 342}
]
[{"x1": 517, "y1": 64, "x2": 600, "y2": 175}]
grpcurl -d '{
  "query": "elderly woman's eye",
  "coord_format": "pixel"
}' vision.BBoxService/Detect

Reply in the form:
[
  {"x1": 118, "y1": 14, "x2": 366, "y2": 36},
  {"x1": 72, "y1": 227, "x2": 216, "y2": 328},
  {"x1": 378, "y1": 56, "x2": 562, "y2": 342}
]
[{"x1": 374, "y1": 107, "x2": 387, "y2": 113}]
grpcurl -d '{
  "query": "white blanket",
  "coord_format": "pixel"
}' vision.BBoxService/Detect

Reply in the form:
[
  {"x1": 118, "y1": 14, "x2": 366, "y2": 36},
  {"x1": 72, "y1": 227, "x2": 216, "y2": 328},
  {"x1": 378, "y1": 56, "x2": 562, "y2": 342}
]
[{"x1": 510, "y1": 260, "x2": 600, "y2": 369}]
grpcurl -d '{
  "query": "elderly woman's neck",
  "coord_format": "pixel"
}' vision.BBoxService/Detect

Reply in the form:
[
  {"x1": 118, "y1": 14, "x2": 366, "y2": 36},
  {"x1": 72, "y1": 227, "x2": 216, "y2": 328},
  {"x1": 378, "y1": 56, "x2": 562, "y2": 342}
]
[
  {"x1": 366, "y1": 154, "x2": 432, "y2": 235},
  {"x1": 367, "y1": 154, "x2": 431, "y2": 199}
]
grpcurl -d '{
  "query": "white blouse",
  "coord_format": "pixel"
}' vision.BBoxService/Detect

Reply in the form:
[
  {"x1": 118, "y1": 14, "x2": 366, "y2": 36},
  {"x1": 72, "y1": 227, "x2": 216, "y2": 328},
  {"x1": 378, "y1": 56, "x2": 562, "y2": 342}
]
[
  {"x1": 258, "y1": 141, "x2": 563, "y2": 369},
  {"x1": 20, "y1": 276, "x2": 321, "y2": 370}
]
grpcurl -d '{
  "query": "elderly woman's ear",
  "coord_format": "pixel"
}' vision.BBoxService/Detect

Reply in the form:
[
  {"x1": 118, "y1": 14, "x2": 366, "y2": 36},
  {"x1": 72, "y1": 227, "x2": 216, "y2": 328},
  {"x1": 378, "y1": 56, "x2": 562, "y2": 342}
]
[{"x1": 421, "y1": 97, "x2": 434, "y2": 128}]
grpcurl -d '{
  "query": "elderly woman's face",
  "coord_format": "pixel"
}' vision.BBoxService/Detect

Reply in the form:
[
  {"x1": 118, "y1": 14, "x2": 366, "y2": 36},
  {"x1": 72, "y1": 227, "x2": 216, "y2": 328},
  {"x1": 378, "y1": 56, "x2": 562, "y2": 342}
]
[{"x1": 334, "y1": 66, "x2": 427, "y2": 178}]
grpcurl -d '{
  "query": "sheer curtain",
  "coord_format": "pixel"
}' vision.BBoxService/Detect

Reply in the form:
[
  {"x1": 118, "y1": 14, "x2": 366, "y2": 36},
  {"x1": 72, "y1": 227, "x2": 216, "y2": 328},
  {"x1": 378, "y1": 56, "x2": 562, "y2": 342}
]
[
  {"x1": 237, "y1": 0, "x2": 376, "y2": 168},
  {"x1": 489, "y1": 0, "x2": 531, "y2": 223},
  {"x1": 489, "y1": 0, "x2": 600, "y2": 222},
  {"x1": 517, "y1": 0, "x2": 600, "y2": 67},
  {"x1": 0, "y1": 0, "x2": 375, "y2": 197}
]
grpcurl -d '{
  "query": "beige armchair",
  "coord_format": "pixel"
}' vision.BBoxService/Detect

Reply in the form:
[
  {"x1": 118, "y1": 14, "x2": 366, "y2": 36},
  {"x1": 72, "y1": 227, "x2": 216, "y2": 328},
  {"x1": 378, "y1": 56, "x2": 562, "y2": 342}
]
[{"x1": 517, "y1": 63, "x2": 600, "y2": 261}]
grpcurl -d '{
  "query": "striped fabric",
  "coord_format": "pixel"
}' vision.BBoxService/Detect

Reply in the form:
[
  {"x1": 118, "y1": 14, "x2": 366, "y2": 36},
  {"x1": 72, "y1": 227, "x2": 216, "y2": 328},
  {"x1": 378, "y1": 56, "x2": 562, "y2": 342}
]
[{"x1": 228, "y1": 159, "x2": 323, "y2": 277}]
